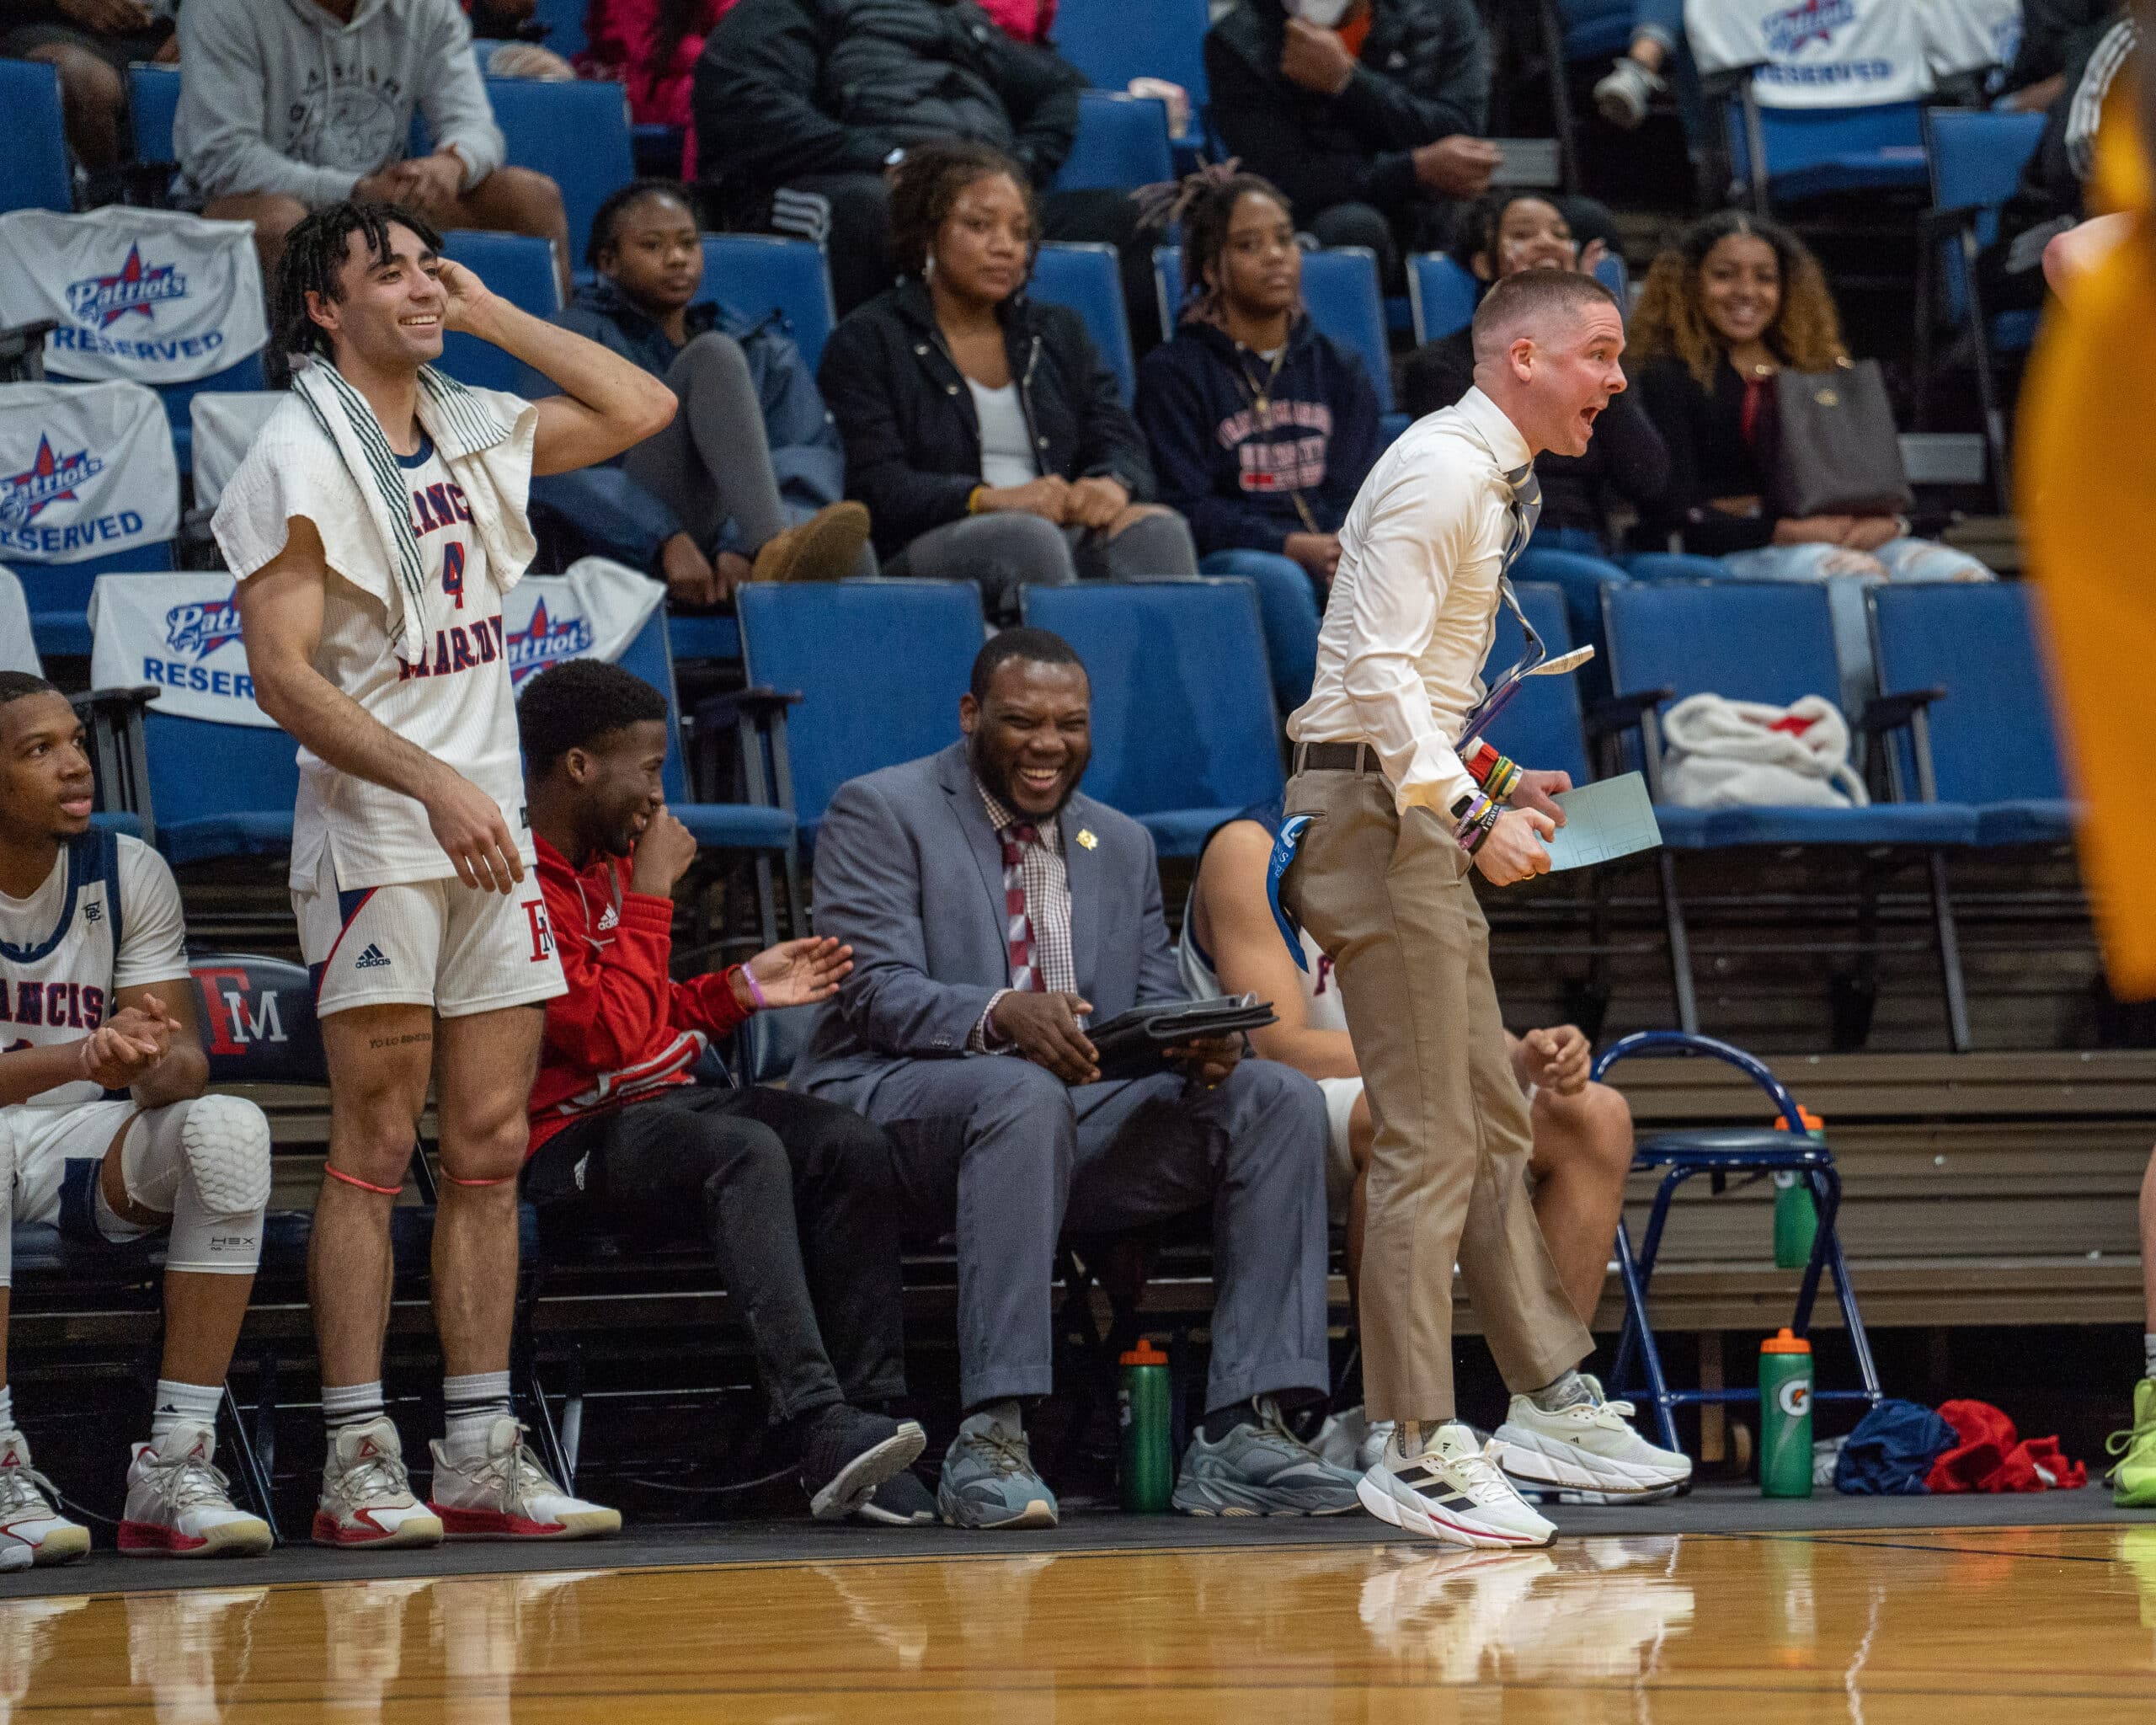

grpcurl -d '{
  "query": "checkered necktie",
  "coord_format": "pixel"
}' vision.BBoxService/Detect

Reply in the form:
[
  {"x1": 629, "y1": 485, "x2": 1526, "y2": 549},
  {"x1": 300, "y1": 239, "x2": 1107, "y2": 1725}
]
[
  {"x1": 1502, "y1": 460, "x2": 1543, "y2": 573},
  {"x1": 1001, "y1": 823, "x2": 1043, "y2": 992}
]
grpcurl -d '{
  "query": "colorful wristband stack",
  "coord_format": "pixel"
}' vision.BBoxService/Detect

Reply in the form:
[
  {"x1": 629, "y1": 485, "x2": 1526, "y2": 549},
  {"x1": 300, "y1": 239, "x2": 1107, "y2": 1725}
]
[
  {"x1": 1465, "y1": 739, "x2": 1523, "y2": 804},
  {"x1": 1450, "y1": 791, "x2": 1502, "y2": 855}
]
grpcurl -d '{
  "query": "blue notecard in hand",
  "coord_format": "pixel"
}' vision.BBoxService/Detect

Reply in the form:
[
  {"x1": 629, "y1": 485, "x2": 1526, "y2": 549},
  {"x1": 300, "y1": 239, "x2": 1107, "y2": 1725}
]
[{"x1": 1541, "y1": 773, "x2": 1662, "y2": 872}]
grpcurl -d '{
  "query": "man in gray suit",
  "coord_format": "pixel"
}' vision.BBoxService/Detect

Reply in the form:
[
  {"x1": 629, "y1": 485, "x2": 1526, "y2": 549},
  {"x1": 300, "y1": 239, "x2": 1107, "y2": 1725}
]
[{"x1": 795, "y1": 628, "x2": 1360, "y2": 1529}]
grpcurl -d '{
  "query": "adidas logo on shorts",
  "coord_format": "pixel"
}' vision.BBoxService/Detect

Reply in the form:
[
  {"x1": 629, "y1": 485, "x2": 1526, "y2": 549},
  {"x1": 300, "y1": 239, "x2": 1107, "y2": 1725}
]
[
  {"x1": 597, "y1": 905, "x2": 618, "y2": 931},
  {"x1": 354, "y1": 943, "x2": 392, "y2": 970}
]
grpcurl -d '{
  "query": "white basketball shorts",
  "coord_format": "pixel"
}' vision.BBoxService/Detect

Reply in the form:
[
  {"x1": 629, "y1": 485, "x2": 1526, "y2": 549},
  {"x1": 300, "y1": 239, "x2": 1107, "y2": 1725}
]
[{"x1": 295, "y1": 846, "x2": 565, "y2": 1020}]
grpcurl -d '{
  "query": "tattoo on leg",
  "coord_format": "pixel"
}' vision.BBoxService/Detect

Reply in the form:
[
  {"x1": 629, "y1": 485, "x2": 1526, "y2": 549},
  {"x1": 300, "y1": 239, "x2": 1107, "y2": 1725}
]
[{"x1": 366, "y1": 1032, "x2": 435, "y2": 1051}]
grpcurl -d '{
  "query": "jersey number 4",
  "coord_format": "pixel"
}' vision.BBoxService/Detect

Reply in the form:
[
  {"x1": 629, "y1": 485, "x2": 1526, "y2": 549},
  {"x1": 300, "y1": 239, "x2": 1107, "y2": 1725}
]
[{"x1": 442, "y1": 542, "x2": 467, "y2": 610}]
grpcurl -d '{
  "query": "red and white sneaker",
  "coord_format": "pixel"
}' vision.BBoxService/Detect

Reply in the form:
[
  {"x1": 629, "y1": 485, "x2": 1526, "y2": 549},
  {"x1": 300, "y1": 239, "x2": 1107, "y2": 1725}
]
[
  {"x1": 313, "y1": 1416, "x2": 446, "y2": 1549},
  {"x1": 428, "y1": 1417, "x2": 621, "y2": 1541},
  {"x1": 118, "y1": 1422, "x2": 274, "y2": 1557},
  {"x1": 0, "y1": 1429, "x2": 89, "y2": 1569}
]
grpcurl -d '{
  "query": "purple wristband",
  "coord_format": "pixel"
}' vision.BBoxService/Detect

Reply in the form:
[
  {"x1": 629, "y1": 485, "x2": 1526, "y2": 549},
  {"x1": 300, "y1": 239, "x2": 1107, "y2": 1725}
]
[{"x1": 740, "y1": 964, "x2": 768, "y2": 1011}]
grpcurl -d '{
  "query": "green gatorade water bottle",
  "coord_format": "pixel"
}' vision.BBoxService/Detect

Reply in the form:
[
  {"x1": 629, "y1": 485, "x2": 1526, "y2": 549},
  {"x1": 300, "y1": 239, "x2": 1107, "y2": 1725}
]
[
  {"x1": 1772, "y1": 1106, "x2": 1824, "y2": 1270},
  {"x1": 1758, "y1": 1328, "x2": 1815, "y2": 1498},
  {"x1": 1118, "y1": 1340, "x2": 1173, "y2": 1513}
]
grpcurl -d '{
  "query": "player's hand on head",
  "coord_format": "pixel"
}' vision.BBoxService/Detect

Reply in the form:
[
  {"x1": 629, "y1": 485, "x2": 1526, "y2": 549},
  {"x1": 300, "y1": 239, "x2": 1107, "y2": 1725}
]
[
  {"x1": 1473, "y1": 808, "x2": 1554, "y2": 888},
  {"x1": 990, "y1": 991, "x2": 1099, "y2": 1085},
  {"x1": 746, "y1": 937, "x2": 854, "y2": 1008},
  {"x1": 628, "y1": 806, "x2": 699, "y2": 897},
  {"x1": 425, "y1": 770, "x2": 524, "y2": 895},
  {"x1": 435, "y1": 257, "x2": 498, "y2": 337},
  {"x1": 1508, "y1": 767, "x2": 1572, "y2": 827}
]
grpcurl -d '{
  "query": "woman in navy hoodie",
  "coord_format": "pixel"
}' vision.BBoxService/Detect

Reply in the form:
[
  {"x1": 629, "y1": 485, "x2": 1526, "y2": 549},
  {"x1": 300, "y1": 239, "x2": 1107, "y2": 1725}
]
[{"x1": 1134, "y1": 171, "x2": 1383, "y2": 710}]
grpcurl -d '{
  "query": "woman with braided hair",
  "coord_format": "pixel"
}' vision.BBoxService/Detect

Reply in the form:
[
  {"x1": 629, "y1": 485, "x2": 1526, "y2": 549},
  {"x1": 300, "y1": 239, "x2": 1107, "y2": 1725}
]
[{"x1": 1134, "y1": 168, "x2": 1383, "y2": 710}]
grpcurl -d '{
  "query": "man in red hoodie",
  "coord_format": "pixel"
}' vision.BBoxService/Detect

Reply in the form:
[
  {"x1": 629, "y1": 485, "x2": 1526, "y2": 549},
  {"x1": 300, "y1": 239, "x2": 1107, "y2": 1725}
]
[{"x1": 515, "y1": 657, "x2": 934, "y2": 1525}]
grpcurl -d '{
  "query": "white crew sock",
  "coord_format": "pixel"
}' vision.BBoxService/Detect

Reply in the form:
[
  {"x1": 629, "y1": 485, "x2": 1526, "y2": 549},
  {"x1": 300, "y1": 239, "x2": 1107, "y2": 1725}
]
[
  {"x1": 150, "y1": 1380, "x2": 222, "y2": 1442},
  {"x1": 0, "y1": 1384, "x2": 13, "y2": 1434},
  {"x1": 323, "y1": 1381, "x2": 385, "y2": 1438},
  {"x1": 2144, "y1": 1333, "x2": 2156, "y2": 1381},
  {"x1": 442, "y1": 1371, "x2": 514, "y2": 1458}
]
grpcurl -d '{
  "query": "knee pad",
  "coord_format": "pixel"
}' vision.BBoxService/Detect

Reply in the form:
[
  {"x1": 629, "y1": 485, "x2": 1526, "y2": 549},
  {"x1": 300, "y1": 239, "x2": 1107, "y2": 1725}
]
[{"x1": 122, "y1": 1095, "x2": 272, "y2": 1275}]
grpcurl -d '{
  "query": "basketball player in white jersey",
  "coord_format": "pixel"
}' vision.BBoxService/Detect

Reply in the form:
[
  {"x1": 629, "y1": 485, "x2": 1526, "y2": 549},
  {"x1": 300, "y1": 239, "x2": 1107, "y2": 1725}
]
[
  {"x1": 1181, "y1": 798, "x2": 1687, "y2": 1503},
  {"x1": 217, "y1": 202, "x2": 675, "y2": 1547},
  {"x1": 0, "y1": 673, "x2": 275, "y2": 1566}
]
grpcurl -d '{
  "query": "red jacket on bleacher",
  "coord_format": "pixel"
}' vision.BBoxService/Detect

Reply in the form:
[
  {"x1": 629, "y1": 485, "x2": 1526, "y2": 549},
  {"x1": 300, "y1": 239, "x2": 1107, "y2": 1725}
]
[{"x1": 526, "y1": 835, "x2": 752, "y2": 1155}]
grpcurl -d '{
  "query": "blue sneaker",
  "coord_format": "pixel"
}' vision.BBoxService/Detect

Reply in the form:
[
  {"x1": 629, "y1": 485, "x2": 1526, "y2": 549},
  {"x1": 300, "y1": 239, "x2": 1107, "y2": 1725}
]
[
  {"x1": 1171, "y1": 1397, "x2": 1364, "y2": 1516},
  {"x1": 937, "y1": 1417, "x2": 1058, "y2": 1530}
]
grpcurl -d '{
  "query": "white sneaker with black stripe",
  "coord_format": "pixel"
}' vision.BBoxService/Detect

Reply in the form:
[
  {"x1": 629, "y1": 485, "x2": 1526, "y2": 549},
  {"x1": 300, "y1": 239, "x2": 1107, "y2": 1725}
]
[
  {"x1": 1492, "y1": 1375, "x2": 1692, "y2": 1503},
  {"x1": 1356, "y1": 1422, "x2": 1557, "y2": 1549}
]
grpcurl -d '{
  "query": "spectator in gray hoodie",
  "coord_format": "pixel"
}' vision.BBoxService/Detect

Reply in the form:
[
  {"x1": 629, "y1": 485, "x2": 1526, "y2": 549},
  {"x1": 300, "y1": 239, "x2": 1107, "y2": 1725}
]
[{"x1": 174, "y1": 0, "x2": 568, "y2": 284}]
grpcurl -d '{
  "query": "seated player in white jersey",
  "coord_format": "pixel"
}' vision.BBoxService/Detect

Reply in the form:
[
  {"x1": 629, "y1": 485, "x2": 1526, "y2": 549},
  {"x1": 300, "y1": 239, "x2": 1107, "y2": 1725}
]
[
  {"x1": 215, "y1": 202, "x2": 676, "y2": 1549},
  {"x1": 0, "y1": 674, "x2": 275, "y2": 1567},
  {"x1": 1182, "y1": 798, "x2": 1686, "y2": 1503}
]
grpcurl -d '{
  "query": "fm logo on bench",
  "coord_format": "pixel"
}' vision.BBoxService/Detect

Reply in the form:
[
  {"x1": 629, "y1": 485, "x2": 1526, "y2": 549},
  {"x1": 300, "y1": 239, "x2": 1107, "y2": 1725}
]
[{"x1": 193, "y1": 967, "x2": 289, "y2": 1055}]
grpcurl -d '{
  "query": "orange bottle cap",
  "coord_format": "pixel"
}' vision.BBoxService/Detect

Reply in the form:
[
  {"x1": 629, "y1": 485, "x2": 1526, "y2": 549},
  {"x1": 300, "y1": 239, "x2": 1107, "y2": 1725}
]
[
  {"x1": 1120, "y1": 1340, "x2": 1169, "y2": 1367},
  {"x1": 1772, "y1": 1106, "x2": 1826, "y2": 1133},
  {"x1": 1759, "y1": 1327, "x2": 1812, "y2": 1354}
]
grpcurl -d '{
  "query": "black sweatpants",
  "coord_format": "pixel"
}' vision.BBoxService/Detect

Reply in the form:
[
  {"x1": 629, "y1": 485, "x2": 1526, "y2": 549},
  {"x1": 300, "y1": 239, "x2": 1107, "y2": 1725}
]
[{"x1": 527, "y1": 1085, "x2": 908, "y2": 1423}]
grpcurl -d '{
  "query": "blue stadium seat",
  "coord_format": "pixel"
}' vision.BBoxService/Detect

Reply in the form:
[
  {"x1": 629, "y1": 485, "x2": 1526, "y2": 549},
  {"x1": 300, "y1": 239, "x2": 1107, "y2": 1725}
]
[
  {"x1": 1726, "y1": 97, "x2": 1928, "y2": 210},
  {"x1": 735, "y1": 579, "x2": 985, "y2": 844},
  {"x1": 1478, "y1": 581, "x2": 1594, "y2": 789},
  {"x1": 1869, "y1": 583, "x2": 2073, "y2": 847},
  {"x1": 1053, "y1": 91, "x2": 1174, "y2": 192},
  {"x1": 438, "y1": 230, "x2": 563, "y2": 392},
  {"x1": 1157, "y1": 245, "x2": 1399, "y2": 422},
  {"x1": 1, "y1": 60, "x2": 72, "y2": 215},
  {"x1": 146, "y1": 713, "x2": 301, "y2": 866},
  {"x1": 1018, "y1": 579, "x2": 1281, "y2": 856},
  {"x1": 483, "y1": 76, "x2": 635, "y2": 260},
  {"x1": 1919, "y1": 109, "x2": 2047, "y2": 506},
  {"x1": 1601, "y1": 580, "x2": 1976, "y2": 1045},
  {"x1": 1051, "y1": 0, "x2": 1209, "y2": 133},
  {"x1": 128, "y1": 62, "x2": 181, "y2": 163},
  {"x1": 700, "y1": 233, "x2": 837, "y2": 373},
  {"x1": 1029, "y1": 242, "x2": 1135, "y2": 406},
  {"x1": 1407, "y1": 252, "x2": 1480, "y2": 344},
  {"x1": 529, "y1": 0, "x2": 587, "y2": 59},
  {"x1": 159, "y1": 351, "x2": 268, "y2": 474},
  {"x1": 19, "y1": 547, "x2": 177, "y2": 660}
]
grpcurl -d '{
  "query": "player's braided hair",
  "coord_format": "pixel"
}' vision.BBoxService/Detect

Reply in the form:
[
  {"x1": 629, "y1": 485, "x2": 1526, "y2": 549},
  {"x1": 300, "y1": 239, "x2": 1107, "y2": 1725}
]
[
  {"x1": 516, "y1": 659, "x2": 670, "y2": 777},
  {"x1": 1177, "y1": 168, "x2": 1294, "y2": 326},
  {"x1": 887, "y1": 141, "x2": 1038, "y2": 280},
  {"x1": 0, "y1": 671, "x2": 59, "y2": 708},
  {"x1": 274, "y1": 200, "x2": 445, "y2": 364}
]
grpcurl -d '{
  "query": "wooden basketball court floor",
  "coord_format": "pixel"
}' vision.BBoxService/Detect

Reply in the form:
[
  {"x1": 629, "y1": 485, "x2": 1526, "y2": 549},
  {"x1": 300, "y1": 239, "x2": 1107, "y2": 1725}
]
[{"x1": 6, "y1": 1509, "x2": 2156, "y2": 1722}]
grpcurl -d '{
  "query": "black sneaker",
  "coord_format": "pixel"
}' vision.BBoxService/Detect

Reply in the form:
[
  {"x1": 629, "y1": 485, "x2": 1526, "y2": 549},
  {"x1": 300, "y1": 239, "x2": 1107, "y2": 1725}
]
[
  {"x1": 854, "y1": 1466, "x2": 937, "y2": 1526},
  {"x1": 798, "y1": 1406, "x2": 927, "y2": 1521}
]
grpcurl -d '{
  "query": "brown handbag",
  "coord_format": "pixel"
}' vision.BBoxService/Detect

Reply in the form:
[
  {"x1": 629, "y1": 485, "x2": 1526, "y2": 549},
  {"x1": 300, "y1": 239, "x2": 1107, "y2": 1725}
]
[{"x1": 1769, "y1": 359, "x2": 1914, "y2": 519}]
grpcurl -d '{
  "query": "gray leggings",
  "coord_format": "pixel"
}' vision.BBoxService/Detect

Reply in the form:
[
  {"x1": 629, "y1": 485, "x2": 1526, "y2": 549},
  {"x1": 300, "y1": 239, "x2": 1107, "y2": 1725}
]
[
  {"x1": 622, "y1": 333, "x2": 790, "y2": 554},
  {"x1": 884, "y1": 508, "x2": 1198, "y2": 617}
]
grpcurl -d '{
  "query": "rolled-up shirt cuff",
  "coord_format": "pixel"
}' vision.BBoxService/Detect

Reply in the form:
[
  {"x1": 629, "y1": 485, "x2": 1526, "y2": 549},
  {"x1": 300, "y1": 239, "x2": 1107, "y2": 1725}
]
[{"x1": 968, "y1": 988, "x2": 1015, "y2": 1054}]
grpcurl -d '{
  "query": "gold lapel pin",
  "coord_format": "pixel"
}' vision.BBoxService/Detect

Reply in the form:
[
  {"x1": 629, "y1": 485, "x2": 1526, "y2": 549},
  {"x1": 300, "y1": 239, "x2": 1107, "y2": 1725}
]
[{"x1": 1076, "y1": 828, "x2": 1098, "y2": 850}]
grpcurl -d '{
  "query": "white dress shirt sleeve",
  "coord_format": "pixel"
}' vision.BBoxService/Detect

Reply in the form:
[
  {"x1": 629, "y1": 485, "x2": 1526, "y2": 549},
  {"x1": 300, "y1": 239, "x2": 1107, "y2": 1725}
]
[{"x1": 1338, "y1": 456, "x2": 1483, "y2": 822}]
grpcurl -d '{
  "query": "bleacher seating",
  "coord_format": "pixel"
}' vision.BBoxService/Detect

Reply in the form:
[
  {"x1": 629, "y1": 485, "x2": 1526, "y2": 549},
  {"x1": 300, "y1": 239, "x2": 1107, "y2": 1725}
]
[
  {"x1": 700, "y1": 233, "x2": 837, "y2": 374},
  {"x1": 0, "y1": 60, "x2": 72, "y2": 216},
  {"x1": 1599, "y1": 579, "x2": 1976, "y2": 1046},
  {"x1": 481, "y1": 77, "x2": 636, "y2": 259},
  {"x1": 1869, "y1": 582, "x2": 2074, "y2": 848},
  {"x1": 734, "y1": 579, "x2": 985, "y2": 846},
  {"x1": 1030, "y1": 242, "x2": 1136, "y2": 407},
  {"x1": 127, "y1": 62, "x2": 181, "y2": 168},
  {"x1": 1053, "y1": 91, "x2": 1175, "y2": 193},
  {"x1": 439, "y1": 230, "x2": 563, "y2": 392},
  {"x1": 1018, "y1": 578, "x2": 1282, "y2": 857},
  {"x1": 1918, "y1": 108, "x2": 2048, "y2": 508},
  {"x1": 189, "y1": 391, "x2": 282, "y2": 512},
  {"x1": 1726, "y1": 93, "x2": 1928, "y2": 212},
  {"x1": 1051, "y1": 0, "x2": 1210, "y2": 143}
]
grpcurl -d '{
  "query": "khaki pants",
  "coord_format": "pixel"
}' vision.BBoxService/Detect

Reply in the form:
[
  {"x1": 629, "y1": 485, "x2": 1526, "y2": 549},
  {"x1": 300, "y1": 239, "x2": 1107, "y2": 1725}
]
[{"x1": 1281, "y1": 766, "x2": 1591, "y2": 1423}]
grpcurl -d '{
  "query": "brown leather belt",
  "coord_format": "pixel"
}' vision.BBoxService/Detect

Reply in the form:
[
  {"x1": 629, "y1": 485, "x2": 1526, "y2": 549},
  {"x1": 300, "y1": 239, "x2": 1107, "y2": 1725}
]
[{"x1": 1294, "y1": 741, "x2": 1384, "y2": 775}]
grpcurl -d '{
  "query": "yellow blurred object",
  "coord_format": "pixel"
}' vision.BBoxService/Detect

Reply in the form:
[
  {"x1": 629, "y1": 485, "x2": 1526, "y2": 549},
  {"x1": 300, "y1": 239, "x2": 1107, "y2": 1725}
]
[{"x1": 2020, "y1": 77, "x2": 2156, "y2": 997}]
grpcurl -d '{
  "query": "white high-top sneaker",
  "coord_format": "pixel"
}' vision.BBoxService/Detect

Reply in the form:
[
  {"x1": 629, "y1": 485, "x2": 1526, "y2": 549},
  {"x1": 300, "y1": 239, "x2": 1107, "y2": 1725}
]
[
  {"x1": 0, "y1": 1429, "x2": 88, "y2": 1568},
  {"x1": 428, "y1": 1417, "x2": 621, "y2": 1541},
  {"x1": 1492, "y1": 1375, "x2": 1693, "y2": 1503},
  {"x1": 1357, "y1": 1421, "x2": 1558, "y2": 1549},
  {"x1": 314, "y1": 1416, "x2": 445, "y2": 1549},
  {"x1": 119, "y1": 1422, "x2": 273, "y2": 1557}
]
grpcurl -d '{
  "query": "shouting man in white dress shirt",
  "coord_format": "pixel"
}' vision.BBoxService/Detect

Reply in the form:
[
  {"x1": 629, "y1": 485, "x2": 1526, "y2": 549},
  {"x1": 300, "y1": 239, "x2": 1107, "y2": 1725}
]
[{"x1": 1278, "y1": 268, "x2": 1691, "y2": 1549}]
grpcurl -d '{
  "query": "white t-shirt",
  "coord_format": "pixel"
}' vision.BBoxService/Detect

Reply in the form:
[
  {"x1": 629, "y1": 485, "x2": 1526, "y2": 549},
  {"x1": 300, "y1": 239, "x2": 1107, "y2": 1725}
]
[
  {"x1": 0, "y1": 832, "x2": 189, "y2": 1109},
  {"x1": 291, "y1": 431, "x2": 531, "y2": 890},
  {"x1": 969, "y1": 379, "x2": 1040, "y2": 491}
]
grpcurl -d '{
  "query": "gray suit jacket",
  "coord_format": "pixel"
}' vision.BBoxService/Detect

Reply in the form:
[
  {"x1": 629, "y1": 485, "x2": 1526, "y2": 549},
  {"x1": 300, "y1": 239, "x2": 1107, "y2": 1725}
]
[{"x1": 792, "y1": 741, "x2": 1188, "y2": 1108}]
